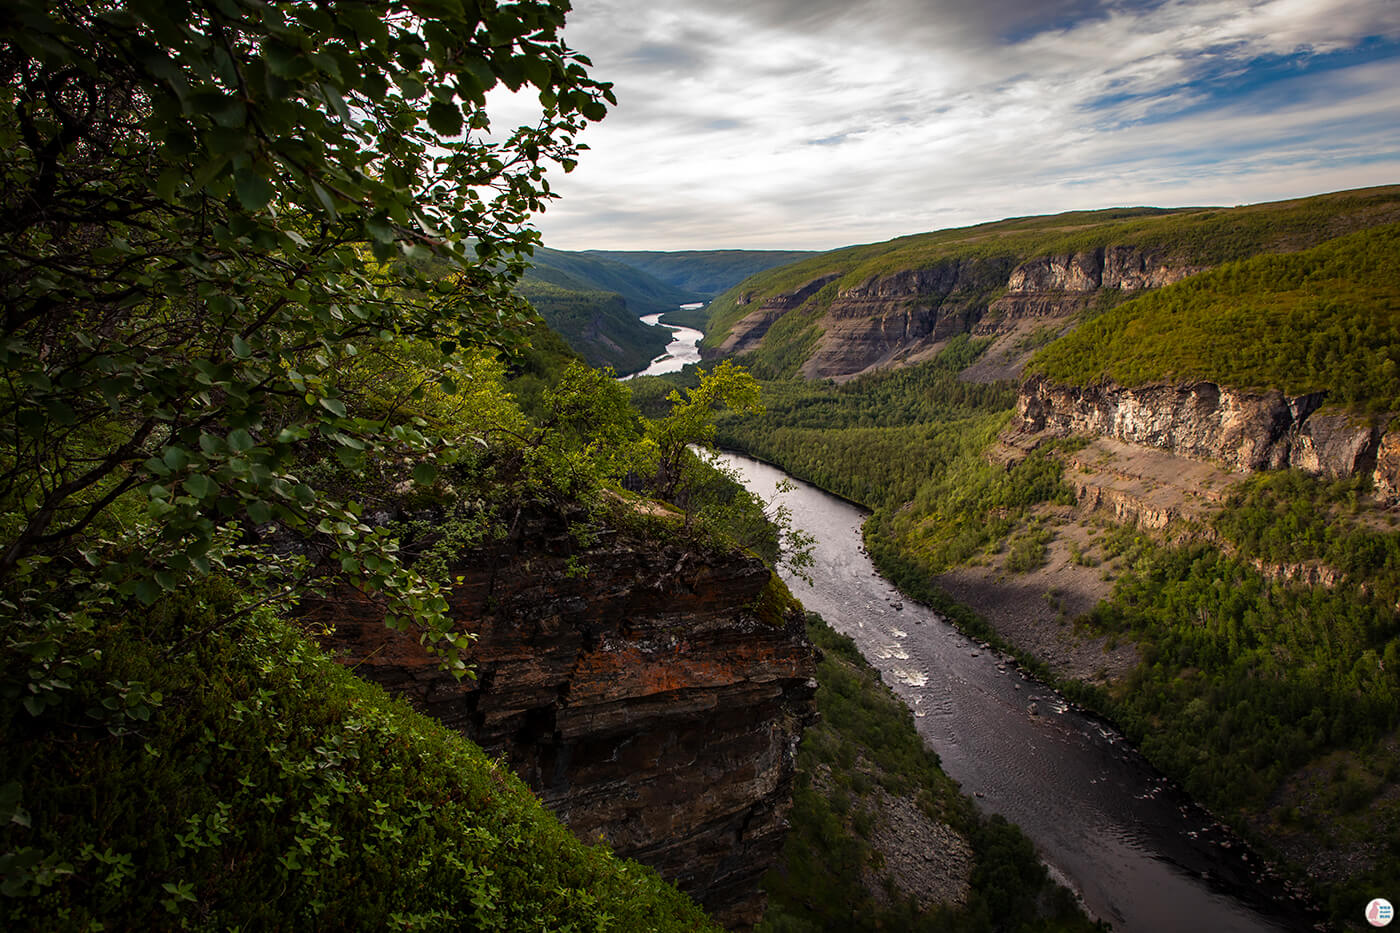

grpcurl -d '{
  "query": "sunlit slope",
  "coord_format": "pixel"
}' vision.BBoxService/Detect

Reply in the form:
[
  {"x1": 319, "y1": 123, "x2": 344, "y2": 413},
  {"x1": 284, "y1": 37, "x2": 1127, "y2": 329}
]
[{"x1": 1027, "y1": 223, "x2": 1400, "y2": 411}]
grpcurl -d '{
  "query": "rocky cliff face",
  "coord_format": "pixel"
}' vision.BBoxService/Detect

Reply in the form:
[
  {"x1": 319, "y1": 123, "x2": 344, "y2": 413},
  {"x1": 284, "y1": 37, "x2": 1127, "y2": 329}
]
[
  {"x1": 302, "y1": 513, "x2": 818, "y2": 930},
  {"x1": 1010, "y1": 375, "x2": 1400, "y2": 500},
  {"x1": 718, "y1": 246, "x2": 1195, "y2": 380},
  {"x1": 799, "y1": 259, "x2": 1012, "y2": 378},
  {"x1": 977, "y1": 247, "x2": 1197, "y2": 330}
]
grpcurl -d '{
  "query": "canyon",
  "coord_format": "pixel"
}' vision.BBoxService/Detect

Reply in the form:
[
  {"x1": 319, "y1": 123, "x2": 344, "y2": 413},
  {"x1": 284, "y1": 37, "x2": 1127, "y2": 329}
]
[{"x1": 716, "y1": 245, "x2": 1197, "y2": 380}]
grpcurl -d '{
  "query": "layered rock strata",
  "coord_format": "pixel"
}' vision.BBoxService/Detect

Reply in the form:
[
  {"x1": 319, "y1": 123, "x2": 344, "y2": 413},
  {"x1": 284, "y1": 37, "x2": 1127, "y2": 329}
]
[
  {"x1": 303, "y1": 513, "x2": 818, "y2": 930},
  {"x1": 717, "y1": 246, "x2": 1194, "y2": 380},
  {"x1": 1010, "y1": 375, "x2": 1399, "y2": 501}
]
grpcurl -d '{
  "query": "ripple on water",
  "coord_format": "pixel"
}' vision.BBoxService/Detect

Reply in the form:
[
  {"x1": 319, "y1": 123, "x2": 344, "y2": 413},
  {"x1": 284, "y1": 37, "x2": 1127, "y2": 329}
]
[{"x1": 892, "y1": 667, "x2": 928, "y2": 687}]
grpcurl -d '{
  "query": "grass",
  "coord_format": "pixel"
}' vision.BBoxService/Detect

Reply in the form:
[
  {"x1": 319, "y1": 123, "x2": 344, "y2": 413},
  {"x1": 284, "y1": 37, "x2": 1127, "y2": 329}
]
[{"x1": 701, "y1": 185, "x2": 1400, "y2": 370}]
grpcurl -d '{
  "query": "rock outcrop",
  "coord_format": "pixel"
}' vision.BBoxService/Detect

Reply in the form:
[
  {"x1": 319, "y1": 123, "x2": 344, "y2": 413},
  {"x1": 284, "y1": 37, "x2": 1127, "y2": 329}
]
[
  {"x1": 1009, "y1": 375, "x2": 1399, "y2": 500},
  {"x1": 800, "y1": 259, "x2": 1013, "y2": 378},
  {"x1": 302, "y1": 512, "x2": 818, "y2": 930},
  {"x1": 977, "y1": 247, "x2": 1196, "y2": 330},
  {"x1": 718, "y1": 273, "x2": 840, "y2": 355},
  {"x1": 718, "y1": 246, "x2": 1195, "y2": 380}
]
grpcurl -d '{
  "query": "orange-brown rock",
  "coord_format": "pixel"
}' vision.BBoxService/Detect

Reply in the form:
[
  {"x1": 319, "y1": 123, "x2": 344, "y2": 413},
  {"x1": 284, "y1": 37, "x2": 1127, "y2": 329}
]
[{"x1": 302, "y1": 511, "x2": 818, "y2": 930}]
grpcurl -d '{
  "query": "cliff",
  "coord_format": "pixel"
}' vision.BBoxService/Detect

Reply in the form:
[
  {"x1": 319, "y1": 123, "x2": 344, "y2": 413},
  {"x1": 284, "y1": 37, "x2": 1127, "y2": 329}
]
[
  {"x1": 1008, "y1": 375, "x2": 1400, "y2": 500},
  {"x1": 714, "y1": 247, "x2": 1192, "y2": 380},
  {"x1": 302, "y1": 511, "x2": 818, "y2": 930}
]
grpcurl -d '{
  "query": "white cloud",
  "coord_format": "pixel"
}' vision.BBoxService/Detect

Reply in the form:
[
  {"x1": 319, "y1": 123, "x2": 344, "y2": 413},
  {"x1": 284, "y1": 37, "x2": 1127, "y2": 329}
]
[{"x1": 529, "y1": 0, "x2": 1400, "y2": 249}]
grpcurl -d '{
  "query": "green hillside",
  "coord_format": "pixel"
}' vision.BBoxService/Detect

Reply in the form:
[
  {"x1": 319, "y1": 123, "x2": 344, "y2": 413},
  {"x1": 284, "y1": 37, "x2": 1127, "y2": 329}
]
[
  {"x1": 581, "y1": 249, "x2": 819, "y2": 297},
  {"x1": 1026, "y1": 223, "x2": 1400, "y2": 411},
  {"x1": 0, "y1": 582, "x2": 717, "y2": 931},
  {"x1": 519, "y1": 248, "x2": 707, "y2": 374},
  {"x1": 702, "y1": 186, "x2": 1400, "y2": 364},
  {"x1": 528, "y1": 248, "x2": 702, "y2": 311}
]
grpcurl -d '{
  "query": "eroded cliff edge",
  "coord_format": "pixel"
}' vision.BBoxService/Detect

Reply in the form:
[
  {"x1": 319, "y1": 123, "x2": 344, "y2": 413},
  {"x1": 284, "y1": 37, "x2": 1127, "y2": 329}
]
[
  {"x1": 302, "y1": 510, "x2": 818, "y2": 930},
  {"x1": 1007, "y1": 374, "x2": 1400, "y2": 501}
]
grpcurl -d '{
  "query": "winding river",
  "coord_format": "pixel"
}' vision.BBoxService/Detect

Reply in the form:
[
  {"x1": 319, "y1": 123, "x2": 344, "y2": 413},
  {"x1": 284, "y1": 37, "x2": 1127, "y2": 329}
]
[
  {"x1": 712, "y1": 451, "x2": 1314, "y2": 933},
  {"x1": 621, "y1": 306, "x2": 704, "y2": 379}
]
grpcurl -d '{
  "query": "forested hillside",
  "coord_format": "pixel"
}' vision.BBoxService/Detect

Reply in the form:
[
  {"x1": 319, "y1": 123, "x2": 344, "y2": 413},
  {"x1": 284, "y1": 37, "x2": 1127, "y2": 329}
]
[
  {"x1": 519, "y1": 248, "x2": 701, "y2": 373},
  {"x1": 582, "y1": 249, "x2": 818, "y2": 298},
  {"x1": 1028, "y1": 223, "x2": 1400, "y2": 410}
]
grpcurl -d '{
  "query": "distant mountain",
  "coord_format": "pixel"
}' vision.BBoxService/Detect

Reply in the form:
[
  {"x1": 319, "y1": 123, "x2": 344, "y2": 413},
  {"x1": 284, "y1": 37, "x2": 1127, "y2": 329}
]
[
  {"x1": 580, "y1": 250, "x2": 819, "y2": 298},
  {"x1": 519, "y1": 248, "x2": 704, "y2": 374}
]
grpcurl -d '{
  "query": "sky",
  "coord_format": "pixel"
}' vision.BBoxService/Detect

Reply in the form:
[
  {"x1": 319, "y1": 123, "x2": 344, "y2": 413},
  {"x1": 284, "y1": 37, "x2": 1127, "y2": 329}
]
[{"x1": 505, "y1": 0, "x2": 1400, "y2": 251}]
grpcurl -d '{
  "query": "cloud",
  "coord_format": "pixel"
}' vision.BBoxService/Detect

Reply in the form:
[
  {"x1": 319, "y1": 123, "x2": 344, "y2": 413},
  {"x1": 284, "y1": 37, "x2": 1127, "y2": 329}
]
[{"x1": 530, "y1": 0, "x2": 1400, "y2": 249}]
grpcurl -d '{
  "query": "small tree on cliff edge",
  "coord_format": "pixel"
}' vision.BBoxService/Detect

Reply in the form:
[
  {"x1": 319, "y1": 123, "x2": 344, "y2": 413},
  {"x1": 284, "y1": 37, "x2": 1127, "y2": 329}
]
[
  {"x1": 650, "y1": 361, "x2": 762, "y2": 501},
  {"x1": 0, "y1": 0, "x2": 613, "y2": 666}
]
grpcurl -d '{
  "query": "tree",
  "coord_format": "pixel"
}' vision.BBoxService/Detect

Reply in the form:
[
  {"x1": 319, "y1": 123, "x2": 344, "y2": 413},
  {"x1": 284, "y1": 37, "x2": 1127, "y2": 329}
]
[
  {"x1": 650, "y1": 360, "x2": 762, "y2": 499},
  {"x1": 0, "y1": 0, "x2": 612, "y2": 664}
]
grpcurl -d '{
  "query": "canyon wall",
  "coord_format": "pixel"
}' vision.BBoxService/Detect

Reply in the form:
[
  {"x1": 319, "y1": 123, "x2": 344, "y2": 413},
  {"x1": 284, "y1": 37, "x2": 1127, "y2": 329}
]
[
  {"x1": 303, "y1": 512, "x2": 818, "y2": 930},
  {"x1": 1010, "y1": 375, "x2": 1400, "y2": 500},
  {"x1": 717, "y1": 246, "x2": 1195, "y2": 379}
]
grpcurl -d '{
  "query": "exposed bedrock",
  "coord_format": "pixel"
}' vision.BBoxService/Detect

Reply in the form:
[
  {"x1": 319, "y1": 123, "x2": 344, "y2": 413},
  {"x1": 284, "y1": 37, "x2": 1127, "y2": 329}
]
[
  {"x1": 721, "y1": 247, "x2": 1196, "y2": 379},
  {"x1": 1010, "y1": 375, "x2": 1398, "y2": 500},
  {"x1": 303, "y1": 513, "x2": 818, "y2": 930}
]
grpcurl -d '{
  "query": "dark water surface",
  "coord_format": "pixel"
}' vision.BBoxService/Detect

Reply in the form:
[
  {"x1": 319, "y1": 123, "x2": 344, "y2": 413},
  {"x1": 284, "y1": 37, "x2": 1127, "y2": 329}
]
[{"x1": 714, "y1": 451, "x2": 1313, "y2": 933}]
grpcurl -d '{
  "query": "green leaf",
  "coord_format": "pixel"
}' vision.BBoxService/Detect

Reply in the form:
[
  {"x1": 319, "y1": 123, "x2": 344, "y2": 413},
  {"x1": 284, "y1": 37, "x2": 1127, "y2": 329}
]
[
  {"x1": 427, "y1": 99, "x2": 463, "y2": 137},
  {"x1": 412, "y1": 462, "x2": 437, "y2": 485},
  {"x1": 183, "y1": 474, "x2": 217, "y2": 500},
  {"x1": 247, "y1": 500, "x2": 273, "y2": 524},
  {"x1": 228, "y1": 429, "x2": 254, "y2": 452},
  {"x1": 310, "y1": 179, "x2": 339, "y2": 219},
  {"x1": 231, "y1": 335, "x2": 252, "y2": 359},
  {"x1": 318, "y1": 397, "x2": 347, "y2": 418},
  {"x1": 234, "y1": 170, "x2": 274, "y2": 211}
]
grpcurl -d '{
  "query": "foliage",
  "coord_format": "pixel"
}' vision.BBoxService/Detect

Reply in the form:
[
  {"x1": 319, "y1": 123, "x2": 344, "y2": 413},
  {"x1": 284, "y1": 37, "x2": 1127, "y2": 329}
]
[
  {"x1": 0, "y1": 577, "x2": 717, "y2": 931},
  {"x1": 0, "y1": 0, "x2": 611, "y2": 663},
  {"x1": 1028, "y1": 224, "x2": 1400, "y2": 410},
  {"x1": 650, "y1": 360, "x2": 762, "y2": 499},
  {"x1": 716, "y1": 336, "x2": 1016, "y2": 510},
  {"x1": 757, "y1": 614, "x2": 1100, "y2": 933}
]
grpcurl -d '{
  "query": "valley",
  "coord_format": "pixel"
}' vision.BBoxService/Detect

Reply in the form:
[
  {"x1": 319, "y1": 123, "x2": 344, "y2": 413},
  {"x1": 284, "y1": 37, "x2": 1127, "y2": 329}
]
[
  {"x1": 4, "y1": 6, "x2": 1397, "y2": 926},
  {"x1": 668, "y1": 186, "x2": 1400, "y2": 929}
]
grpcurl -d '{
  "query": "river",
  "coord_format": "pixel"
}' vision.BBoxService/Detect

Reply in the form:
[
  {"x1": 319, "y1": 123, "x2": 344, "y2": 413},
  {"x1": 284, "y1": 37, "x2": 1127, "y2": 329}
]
[
  {"x1": 620, "y1": 305, "x2": 705, "y2": 379},
  {"x1": 712, "y1": 451, "x2": 1313, "y2": 933}
]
